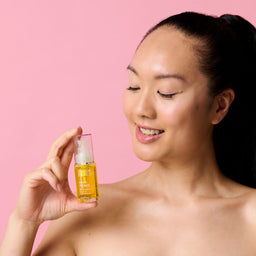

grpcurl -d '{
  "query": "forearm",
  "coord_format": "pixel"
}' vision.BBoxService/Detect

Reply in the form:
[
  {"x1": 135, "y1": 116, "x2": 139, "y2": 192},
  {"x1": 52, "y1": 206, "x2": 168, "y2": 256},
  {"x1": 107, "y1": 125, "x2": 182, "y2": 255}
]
[{"x1": 0, "y1": 212, "x2": 40, "y2": 256}]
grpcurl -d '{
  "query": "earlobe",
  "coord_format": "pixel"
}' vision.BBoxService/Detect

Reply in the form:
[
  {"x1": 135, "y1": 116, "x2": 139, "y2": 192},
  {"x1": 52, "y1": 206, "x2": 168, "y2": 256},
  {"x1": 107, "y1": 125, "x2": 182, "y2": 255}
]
[{"x1": 211, "y1": 89, "x2": 235, "y2": 125}]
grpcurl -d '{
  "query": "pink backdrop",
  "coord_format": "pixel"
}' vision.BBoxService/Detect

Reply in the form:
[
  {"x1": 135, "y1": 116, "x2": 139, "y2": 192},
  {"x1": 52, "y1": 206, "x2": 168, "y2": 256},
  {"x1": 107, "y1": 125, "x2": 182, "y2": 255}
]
[{"x1": 0, "y1": 0, "x2": 255, "y2": 250}]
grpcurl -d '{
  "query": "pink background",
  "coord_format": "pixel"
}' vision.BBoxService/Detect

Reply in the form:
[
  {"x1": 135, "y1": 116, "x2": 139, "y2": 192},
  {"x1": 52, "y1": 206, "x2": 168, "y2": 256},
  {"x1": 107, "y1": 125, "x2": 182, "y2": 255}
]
[{"x1": 0, "y1": 0, "x2": 255, "y2": 250}]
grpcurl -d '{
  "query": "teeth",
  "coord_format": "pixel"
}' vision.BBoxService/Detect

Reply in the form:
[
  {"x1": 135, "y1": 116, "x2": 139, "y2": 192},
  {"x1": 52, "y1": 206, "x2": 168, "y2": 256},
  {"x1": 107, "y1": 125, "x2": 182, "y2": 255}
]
[{"x1": 140, "y1": 127, "x2": 163, "y2": 135}]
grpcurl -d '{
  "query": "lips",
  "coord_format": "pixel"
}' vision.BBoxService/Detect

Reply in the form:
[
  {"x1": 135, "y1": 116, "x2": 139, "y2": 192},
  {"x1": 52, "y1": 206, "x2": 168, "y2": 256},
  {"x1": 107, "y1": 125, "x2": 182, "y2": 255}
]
[{"x1": 135, "y1": 125, "x2": 164, "y2": 144}]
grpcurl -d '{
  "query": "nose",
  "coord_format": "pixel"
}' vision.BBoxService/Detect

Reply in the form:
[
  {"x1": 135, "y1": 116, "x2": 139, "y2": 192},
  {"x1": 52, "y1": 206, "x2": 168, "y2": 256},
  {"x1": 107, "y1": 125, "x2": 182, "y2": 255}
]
[{"x1": 134, "y1": 89, "x2": 157, "y2": 120}]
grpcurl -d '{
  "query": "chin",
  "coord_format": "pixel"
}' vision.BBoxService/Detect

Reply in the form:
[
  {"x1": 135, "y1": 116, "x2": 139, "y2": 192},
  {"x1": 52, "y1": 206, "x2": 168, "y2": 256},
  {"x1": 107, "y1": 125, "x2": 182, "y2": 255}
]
[
  {"x1": 132, "y1": 144, "x2": 161, "y2": 162},
  {"x1": 135, "y1": 153, "x2": 154, "y2": 162}
]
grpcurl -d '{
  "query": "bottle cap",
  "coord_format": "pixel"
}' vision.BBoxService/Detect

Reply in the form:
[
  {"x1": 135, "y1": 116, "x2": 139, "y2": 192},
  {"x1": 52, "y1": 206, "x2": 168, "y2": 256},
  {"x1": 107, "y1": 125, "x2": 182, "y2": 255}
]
[{"x1": 73, "y1": 134, "x2": 94, "y2": 164}]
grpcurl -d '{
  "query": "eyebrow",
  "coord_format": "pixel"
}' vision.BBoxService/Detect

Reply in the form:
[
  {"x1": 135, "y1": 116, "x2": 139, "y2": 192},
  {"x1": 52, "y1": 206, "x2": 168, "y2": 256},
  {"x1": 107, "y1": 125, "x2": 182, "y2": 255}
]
[{"x1": 127, "y1": 65, "x2": 186, "y2": 82}]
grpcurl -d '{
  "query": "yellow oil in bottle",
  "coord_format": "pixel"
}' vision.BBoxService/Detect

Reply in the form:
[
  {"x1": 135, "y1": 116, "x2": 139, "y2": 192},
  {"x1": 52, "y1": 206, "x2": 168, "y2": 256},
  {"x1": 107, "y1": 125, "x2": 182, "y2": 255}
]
[{"x1": 74, "y1": 162, "x2": 99, "y2": 202}]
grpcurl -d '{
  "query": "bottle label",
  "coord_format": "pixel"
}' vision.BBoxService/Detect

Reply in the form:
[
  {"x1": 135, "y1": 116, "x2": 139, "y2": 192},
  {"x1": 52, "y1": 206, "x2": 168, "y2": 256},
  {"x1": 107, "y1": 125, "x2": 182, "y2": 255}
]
[{"x1": 75, "y1": 163, "x2": 98, "y2": 199}]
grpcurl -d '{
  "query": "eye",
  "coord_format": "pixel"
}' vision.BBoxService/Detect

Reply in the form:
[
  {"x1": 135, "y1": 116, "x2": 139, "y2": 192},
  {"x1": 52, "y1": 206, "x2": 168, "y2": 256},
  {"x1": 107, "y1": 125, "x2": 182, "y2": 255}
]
[
  {"x1": 157, "y1": 90, "x2": 177, "y2": 98},
  {"x1": 126, "y1": 86, "x2": 140, "y2": 91}
]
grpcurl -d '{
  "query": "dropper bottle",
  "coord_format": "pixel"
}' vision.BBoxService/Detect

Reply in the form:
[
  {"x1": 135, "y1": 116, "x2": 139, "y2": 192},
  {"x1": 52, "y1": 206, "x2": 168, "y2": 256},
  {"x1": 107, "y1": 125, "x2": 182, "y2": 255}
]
[{"x1": 73, "y1": 134, "x2": 99, "y2": 202}]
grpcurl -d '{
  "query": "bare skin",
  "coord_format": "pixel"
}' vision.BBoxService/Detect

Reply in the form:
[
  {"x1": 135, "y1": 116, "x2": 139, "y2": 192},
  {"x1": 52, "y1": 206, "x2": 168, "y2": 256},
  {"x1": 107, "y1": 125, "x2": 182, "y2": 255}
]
[
  {"x1": 1, "y1": 26, "x2": 256, "y2": 255},
  {"x1": 35, "y1": 179, "x2": 256, "y2": 256}
]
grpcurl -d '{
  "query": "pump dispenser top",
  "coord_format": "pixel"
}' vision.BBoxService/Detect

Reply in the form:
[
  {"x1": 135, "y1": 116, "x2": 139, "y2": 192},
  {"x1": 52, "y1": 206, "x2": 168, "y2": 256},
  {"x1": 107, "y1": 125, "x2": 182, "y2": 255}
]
[{"x1": 74, "y1": 134, "x2": 94, "y2": 164}]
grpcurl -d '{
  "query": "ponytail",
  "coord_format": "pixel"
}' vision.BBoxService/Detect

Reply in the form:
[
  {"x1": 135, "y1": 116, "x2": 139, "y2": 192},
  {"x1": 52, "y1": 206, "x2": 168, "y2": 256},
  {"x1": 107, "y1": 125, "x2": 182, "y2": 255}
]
[{"x1": 214, "y1": 14, "x2": 256, "y2": 187}]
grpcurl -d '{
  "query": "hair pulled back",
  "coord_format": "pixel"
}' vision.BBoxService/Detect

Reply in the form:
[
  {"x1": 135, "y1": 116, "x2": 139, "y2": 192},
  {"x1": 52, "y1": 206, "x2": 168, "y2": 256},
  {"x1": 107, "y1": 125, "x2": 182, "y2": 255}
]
[{"x1": 143, "y1": 12, "x2": 256, "y2": 187}]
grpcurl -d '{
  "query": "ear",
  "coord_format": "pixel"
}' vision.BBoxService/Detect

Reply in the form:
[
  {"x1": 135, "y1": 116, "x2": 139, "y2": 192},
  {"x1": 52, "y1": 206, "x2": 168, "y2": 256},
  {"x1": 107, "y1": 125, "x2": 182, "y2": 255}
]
[{"x1": 211, "y1": 88, "x2": 235, "y2": 125}]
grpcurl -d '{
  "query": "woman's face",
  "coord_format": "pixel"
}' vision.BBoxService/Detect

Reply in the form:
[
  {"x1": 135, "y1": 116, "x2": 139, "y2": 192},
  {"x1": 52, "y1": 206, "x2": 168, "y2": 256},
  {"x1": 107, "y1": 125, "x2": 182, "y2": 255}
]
[{"x1": 123, "y1": 26, "x2": 216, "y2": 163}]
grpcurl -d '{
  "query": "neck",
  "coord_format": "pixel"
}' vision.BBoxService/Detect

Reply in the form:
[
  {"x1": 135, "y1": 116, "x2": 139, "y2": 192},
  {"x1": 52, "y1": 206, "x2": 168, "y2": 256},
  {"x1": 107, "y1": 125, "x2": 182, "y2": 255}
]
[{"x1": 143, "y1": 145, "x2": 228, "y2": 200}]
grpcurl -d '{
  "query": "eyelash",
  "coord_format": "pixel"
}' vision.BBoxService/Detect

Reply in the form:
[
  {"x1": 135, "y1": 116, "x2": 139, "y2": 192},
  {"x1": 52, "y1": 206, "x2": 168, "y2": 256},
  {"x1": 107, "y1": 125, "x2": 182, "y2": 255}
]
[
  {"x1": 157, "y1": 91, "x2": 177, "y2": 98},
  {"x1": 126, "y1": 86, "x2": 139, "y2": 91},
  {"x1": 127, "y1": 86, "x2": 176, "y2": 99}
]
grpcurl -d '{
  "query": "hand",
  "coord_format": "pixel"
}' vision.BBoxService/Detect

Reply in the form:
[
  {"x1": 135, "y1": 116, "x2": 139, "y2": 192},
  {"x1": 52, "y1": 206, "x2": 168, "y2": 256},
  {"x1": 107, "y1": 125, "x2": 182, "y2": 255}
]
[{"x1": 14, "y1": 127, "x2": 97, "y2": 224}]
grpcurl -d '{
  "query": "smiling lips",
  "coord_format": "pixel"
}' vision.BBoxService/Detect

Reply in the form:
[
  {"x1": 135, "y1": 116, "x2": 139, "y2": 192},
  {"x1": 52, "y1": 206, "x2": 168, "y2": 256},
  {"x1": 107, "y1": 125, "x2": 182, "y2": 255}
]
[{"x1": 136, "y1": 125, "x2": 164, "y2": 143}]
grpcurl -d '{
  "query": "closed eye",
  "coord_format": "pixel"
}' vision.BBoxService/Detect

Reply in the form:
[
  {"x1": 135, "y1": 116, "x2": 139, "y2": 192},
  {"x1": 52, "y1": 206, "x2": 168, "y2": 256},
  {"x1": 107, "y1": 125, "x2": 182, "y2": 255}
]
[
  {"x1": 157, "y1": 90, "x2": 177, "y2": 98},
  {"x1": 127, "y1": 86, "x2": 140, "y2": 91}
]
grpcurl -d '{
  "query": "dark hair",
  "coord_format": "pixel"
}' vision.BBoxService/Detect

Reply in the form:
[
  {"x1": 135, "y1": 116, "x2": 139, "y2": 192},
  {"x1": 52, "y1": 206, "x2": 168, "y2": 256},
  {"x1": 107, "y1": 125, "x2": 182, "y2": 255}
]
[{"x1": 143, "y1": 12, "x2": 256, "y2": 187}]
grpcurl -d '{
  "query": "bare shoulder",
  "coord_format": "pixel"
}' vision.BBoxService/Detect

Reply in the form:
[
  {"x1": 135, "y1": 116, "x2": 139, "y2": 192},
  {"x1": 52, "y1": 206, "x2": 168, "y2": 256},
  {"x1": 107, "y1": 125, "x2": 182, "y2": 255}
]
[
  {"x1": 227, "y1": 183, "x2": 256, "y2": 234},
  {"x1": 224, "y1": 181, "x2": 256, "y2": 212},
  {"x1": 239, "y1": 186, "x2": 256, "y2": 219},
  {"x1": 33, "y1": 179, "x2": 137, "y2": 255}
]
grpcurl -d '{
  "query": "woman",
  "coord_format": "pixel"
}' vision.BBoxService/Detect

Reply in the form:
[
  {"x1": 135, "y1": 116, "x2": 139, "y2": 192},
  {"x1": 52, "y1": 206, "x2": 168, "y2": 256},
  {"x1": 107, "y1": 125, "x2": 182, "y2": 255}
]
[{"x1": 1, "y1": 11, "x2": 256, "y2": 255}]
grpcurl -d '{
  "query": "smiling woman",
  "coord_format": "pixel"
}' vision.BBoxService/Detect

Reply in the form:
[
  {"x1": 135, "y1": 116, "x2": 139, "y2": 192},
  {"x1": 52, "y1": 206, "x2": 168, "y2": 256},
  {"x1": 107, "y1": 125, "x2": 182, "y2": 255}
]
[
  {"x1": 1, "y1": 11, "x2": 256, "y2": 256},
  {"x1": 124, "y1": 26, "x2": 216, "y2": 164}
]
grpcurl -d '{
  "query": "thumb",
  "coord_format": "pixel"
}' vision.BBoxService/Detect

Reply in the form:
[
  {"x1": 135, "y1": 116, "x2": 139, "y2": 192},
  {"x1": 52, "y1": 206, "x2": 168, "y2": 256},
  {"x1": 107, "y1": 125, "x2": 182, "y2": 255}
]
[{"x1": 65, "y1": 196, "x2": 98, "y2": 213}]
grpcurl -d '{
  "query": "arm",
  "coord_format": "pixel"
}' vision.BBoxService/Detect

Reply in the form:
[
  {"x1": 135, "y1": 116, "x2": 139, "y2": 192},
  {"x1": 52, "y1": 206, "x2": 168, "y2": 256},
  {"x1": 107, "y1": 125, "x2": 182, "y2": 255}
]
[
  {"x1": 0, "y1": 212, "x2": 39, "y2": 256},
  {"x1": 0, "y1": 127, "x2": 97, "y2": 256}
]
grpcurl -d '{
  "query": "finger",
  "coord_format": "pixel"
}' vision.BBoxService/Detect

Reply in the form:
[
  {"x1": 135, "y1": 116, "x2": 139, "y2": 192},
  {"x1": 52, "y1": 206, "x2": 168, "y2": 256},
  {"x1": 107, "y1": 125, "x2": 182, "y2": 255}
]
[
  {"x1": 50, "y1": 156, "x2": 66, "y2": 181},
  {"x1": 39, "y1": 156, "x2": 66, "y2": 181},
  {"x1": 27, "y1": 168, "x2": 61, "y2": 192},
  {"x1": 60, "y1": 139, "x2": 74, "y2": 169},
  {"x1": 65, "y1": 196, "x2": 98, "y2": 213},
  {"x1": 47, "y1": 127, "x2": 83, "y2": 160}
]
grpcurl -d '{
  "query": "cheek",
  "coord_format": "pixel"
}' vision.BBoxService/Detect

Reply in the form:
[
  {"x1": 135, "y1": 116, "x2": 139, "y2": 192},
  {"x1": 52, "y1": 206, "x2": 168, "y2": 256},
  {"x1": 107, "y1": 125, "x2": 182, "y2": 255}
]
[
  {"x1": 158, "y1": 94, "x2": 209, "y2": 130},
  {"x1": 158, "y1": 99, "x2": 191, "y2": 127}
]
